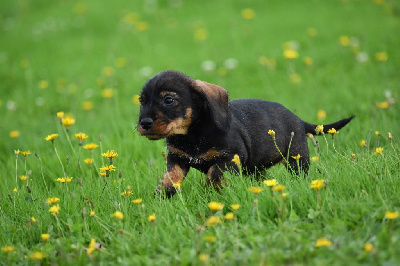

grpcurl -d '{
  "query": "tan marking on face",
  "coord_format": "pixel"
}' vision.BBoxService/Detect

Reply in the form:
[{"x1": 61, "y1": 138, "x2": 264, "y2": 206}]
[
  {"x1": 162, "y1": 165, "x2": 186, "y2": 187},
  {"x1": 198, "y1": 149, "x2": 222, "y2": 161},
  {"x1": 167, "y1": 146, "x2": 190, "y2": 158},
  {"x1": 166, "y1": 108, "x2": 192, "y2": 135}
]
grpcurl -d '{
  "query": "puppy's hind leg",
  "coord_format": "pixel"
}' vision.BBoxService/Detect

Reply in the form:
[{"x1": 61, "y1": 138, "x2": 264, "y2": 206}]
[{"x1": 206, "y1": 160, "x2": 239, "y2": 191}]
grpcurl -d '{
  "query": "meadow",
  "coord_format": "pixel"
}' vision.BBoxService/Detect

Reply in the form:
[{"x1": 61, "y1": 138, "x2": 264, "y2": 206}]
[{"x1": 1, "y1": 0, "x2": 399, "y2": 264}]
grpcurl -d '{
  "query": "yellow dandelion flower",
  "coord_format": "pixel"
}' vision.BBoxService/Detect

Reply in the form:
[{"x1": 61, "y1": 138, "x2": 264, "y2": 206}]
[
  {"x1": 208, "y1": 202, "x2": 224, "y2": 212},
  {"x1": 55, "y1": 176, "x2": 73, "y2": 183},
  {"x1": 303, "y1": 56, "x2": 314, "y2": 66},
  {"x1": 272, "y1": 185, "x2": 286, "y2": 192},
  {"x1": 351, "y1": 153, "x2": 356, "y2": 159},
  {"x1": 375, "y1": 131, "x2": 380, "y2": 136},
  {"x1": 172, "y1": 180, "x2": 181, "y2": 189},
  {"x1": 21, "y1": 150, "x2": 31, "y2": 157},
  {"x1": 56, "y1": 112, "x2": 64, "y2": 119},
  {"x1": 204, "y1": 235, "x2": 217, "y2": 242},
  {"x1": 135, "y1": 21, "x2": 149, "y2": 31},
  {"x1": 30, "y1": 251, "x2": 46, "y2": 260},
  {"x1": 205, "y1": 216, "x2": 222, "y2": 227},
  {"x1": 232, "y1": 154, "x2": 241, "y2": 166},
  {"x1": 268, "y1": 129, "x2": 275, "y2": 138},
  {"x1": 13, "y1": 187, "x2": 17, "y2": 193},
  {"x1": 375, "y1": 101, "x2": 389, "y2": 109},
  {"x1": 364, "y1": 243, "x2": 374, "y2": 252},
  {"x1": 241, "y1": 8, "x2": 255, "y2": 20},
  {"x1": 82, "y1": 101, "x2": 93, "y2": 111},
  {"x1": 315, "y1": 238, "x2": 332, "y2": 247},
  {"x1": 312, "y1": 156, "x2": 320, "y2": 162},
  {"x1": 194, "y1": 28, "x2": 208, "y2": 42},
  {"x1": 315, "y1": 125, "x2": 324, "y2": 135},
  {"x1": 360, "y1": 140, "x2": 367, "y2": 147},
  {"x1": 14, "y1": 149, "x2": 20, "y2": 155},
  {"x1": 84, "y1": 158, "x2": 93, "y2": 165},
  {"x1": 283, "y1": 48, "x2": 299, "y2": 59},
  {"x1": 121, "y1": 190, "x2": 133, "y2": 196},
  {"x1": 87, "y1": 238, "x2": 96, "y2": 254},
  {"x1": 339, "y1": 35, "x2": 350, "y2": 46},
  {"x1": 45, "y1": 134, "x2": 59, "y2": 142},
  {"x1": 327, "y1": 128, "x2": 338, "y2": 135},
  {"x1": 99, "y1": 164, "x2": 116, "y2": 172},
  {"x1": 199, "y1": 253, "x2": 210, "y2": 263},
  {"x1": 48, "y1": 204, "x2": 60, "y2": 216},
  {"x1": 310, "y1": 179, "x2": 325, "y2": 190},
  {"x1": 1, "y1": 246, "x2": 15, "y2": 253},
  {"x1": 62, "y1": 117, "x2": 75, "y2": 127},
  {"x1": 132, "y1": 198, "x2": 143, "y2": 205},
  {"x1": 280, "y1": 192, "x2": 289, "y2": 198},
  {"x1": 31, "y1": 217, "x2": 38, "y2": 223},
  {"x1": 132, "y1": 94, "x2": 141, "y2": 105},
  {"x1": 374, "y1": 147, "x2": 383, "y2": 155},
  {"x1": 75, "y1": 132, "x2": 88, "y2": 141},
  {"x1": 83, "y1": 143, "x2": 99, "y2": 150},
  {"x1": 102, "y1": 88, "x2": 114, "y2": 98},
  {"x1": 263, "y1": 179, "x2": 277, "y2": 187},
  {"x1": 385, "y1": 211, "x2": 399, "y2": 220},
  {"x1": 115, "y1": 57, "x2": 127, "y2": 68},
  {"x1": 38, "y1": 80, "x2": 49, "y2": 90},
  {"x1": 10, "y1": 130, "x2": 20, "y2": 138},
  {"x1": 101, "y1": 150, "x2": 118, "y2": 159},
  {"x1": 41, "y1": 233, "x2": 50, "y2": 242},
  {"x1": 230, "y1": 204, "x2": 241, "y2": 211},
  {"x1": 111, "y1": 211, "x2": 124, "y2": 220},
  {"x1": 224, "y1": 212, "x2": 235, "y2": 221},
  {"x1": 317, "y1": 109, "x2": 326, "y2": 120},
  {"x1": 19, "y1": 175, "x2": 28, "y2": 181},
  {"x1": 375, "y1": 52, "x2": 388, "y2": 62},
  {"x1": 248, "y1": 186, "x2": 265, "y2": 194},
  {"x1": 46, "y1": 197, "x2": 60, "y2": 205},
  {"x1": 291, "y1": 154, "x2": 301, "y2": 160},
  {"x1": 148, "y1": 212, "x2": 156, "y2": 222}
]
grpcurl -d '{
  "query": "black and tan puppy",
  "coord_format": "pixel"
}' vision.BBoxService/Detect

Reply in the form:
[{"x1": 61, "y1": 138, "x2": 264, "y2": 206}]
[{"x1": 138, "y1": 70, "x2": 354, "y2": 197}]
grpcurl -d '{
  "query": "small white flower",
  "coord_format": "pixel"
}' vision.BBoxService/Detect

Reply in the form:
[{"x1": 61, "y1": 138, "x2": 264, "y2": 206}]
[
  {"x1": 356, "y1": 52, "x2": 369, "y2": 63},
  {"x1": 223, "y1": 58, "x2": 238, "y2": 70},
  {"x1": 139, "y1": 66, "x2": 153, "y2": 78},
  {"x1": 201, "y1": 60, "x2": 216, "y2": 72}
]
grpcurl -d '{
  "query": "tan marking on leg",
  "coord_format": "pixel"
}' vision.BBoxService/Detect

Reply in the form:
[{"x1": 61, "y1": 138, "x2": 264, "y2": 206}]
[
  {"x1": 198, "y1": 149, "x2": 222, "y2": 161},
  {"x1": 206, "y1": 165, "x2": 225, "y2": 192},
  {"x1": 162, "y1": 165, "x2": 186, "y2": 187},
  {"x1": 167, "y1": 145, "x2": 190, "y2": 159}
]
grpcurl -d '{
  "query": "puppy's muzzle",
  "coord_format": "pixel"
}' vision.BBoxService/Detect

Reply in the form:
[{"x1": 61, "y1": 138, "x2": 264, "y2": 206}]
[{"x1": 140, "y1": 118, "x2": 154, "y2": 130}]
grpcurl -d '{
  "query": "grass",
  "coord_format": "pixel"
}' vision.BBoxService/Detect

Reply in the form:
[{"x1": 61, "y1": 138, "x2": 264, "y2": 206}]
[{"x1": 1, "y1": 0, "x2": 399, "y2": 264}]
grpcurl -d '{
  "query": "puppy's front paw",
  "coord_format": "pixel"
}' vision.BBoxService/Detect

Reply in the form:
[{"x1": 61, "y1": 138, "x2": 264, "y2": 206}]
[{"x1": 155, "y1": 184, "x2": 176, "y2": 198}]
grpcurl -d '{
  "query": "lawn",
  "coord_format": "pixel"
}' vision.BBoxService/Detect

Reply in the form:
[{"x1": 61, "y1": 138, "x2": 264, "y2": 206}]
[{"x1": 1, "y1": 0, "x2": 399, "y2": 264}]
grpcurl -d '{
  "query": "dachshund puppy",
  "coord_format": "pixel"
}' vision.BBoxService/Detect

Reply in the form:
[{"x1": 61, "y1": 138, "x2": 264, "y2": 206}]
[{"x1": 138, "y1": 70, "x2": 354, "y2": 197}]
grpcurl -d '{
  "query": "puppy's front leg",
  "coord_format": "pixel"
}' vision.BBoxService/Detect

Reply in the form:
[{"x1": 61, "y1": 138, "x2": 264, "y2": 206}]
[
  {"x1": 158, "y1": 155, "x2": 189, "y2": 197},
  {"x1": 206, "y1": 160, "x2": 239, "y2": 191}
]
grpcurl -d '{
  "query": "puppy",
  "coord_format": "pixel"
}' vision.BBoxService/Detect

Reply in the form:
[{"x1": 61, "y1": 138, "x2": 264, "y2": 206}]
[{"x1": 137, "y1": 70, "x2": 354, "y2": 197}]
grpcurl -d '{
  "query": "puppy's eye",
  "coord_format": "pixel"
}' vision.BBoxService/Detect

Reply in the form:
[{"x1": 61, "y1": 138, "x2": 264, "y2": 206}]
[{"x1": 164, "y1": 96, "x2": 175, "y2": 105}]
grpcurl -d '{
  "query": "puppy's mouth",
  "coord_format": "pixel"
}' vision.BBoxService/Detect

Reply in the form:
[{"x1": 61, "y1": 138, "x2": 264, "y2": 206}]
[{"x1": 141, "y1": 132, "x2": 168, "y2": 140}]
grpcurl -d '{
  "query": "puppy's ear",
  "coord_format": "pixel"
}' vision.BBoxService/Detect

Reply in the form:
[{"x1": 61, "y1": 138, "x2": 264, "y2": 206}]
[{"x1": 193, "y1": 80, "x2": 230, "y2": 132}]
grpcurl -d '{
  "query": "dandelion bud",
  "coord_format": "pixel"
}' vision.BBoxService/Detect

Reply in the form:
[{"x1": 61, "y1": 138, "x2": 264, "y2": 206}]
[
  {"x1": 388, "y1": 132, "x2": 393, "y2": 142},
  {"x1": 8, "y1": 194, "x2": 12, "y2": 202},
  {"x1": 26, "y1": 185, "x2": 32, "y2": 193},
  {"x1": 119, "y1": 171, "x2": 123, "y2": 178},
  {"x1": 98, "y1": 135, "x2": 103, "y2": 141},
  {"x1": 35, "y1": 152, "x2": 40, "y2": 158}
]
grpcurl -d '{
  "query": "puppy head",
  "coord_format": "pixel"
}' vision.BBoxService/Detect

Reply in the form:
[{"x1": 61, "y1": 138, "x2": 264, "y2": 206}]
[{"x1": 138, "y1": 70, "x2": 229, "y2": 140}]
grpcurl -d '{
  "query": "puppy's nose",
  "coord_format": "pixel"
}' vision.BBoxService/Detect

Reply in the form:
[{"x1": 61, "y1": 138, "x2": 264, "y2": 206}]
[{"x1": 140, "y1": 118, "x2": 154, "y2": 130}]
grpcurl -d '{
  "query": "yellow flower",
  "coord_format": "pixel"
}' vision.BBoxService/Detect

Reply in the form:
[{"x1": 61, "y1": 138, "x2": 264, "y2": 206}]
[
  {"x1": 232, "y1": 154, "x2": 241, "y2": 166},
  {"x1": 364, "y1": 243, "x2": 374, "y2": 252},
  {"x1": 385, "y1": 211, "x2": 399, "y2": 220},
  {"x1": 45, "y1": 133, "x2": 59, "y2": 142},
  {"x1": 375, "y1": 101, "x2": 389, "y2": 109},
  {"x1": 374, "y1": 147, "x2": 383, "y2": 155},
  {"x1": 230, "y1": 204, "x2": 241, "y2": 211},
  {"x1": 208, "y1": 202, "x2": 224, "y2": 212},
  {"x1": 83, "y1": 143, "x2": 99, "y2": 150},
  {"x1": 115, "y1": 57, "x2": 127, "y2": 68},
  {"x1": 172, "y1": 181, "x2": 181, "y2": 189},
  {"x1": 111, "y1": 211, "x2": 124, "y2": 220},
  {"x1": 121, "y1": 190, "x2": 133, "y2": 196},
  {"x1": 204, "y1": 235, "x2": 217, "y2": 242},
  {"x1": 19, "y1": 175, "x2": 28, "y2": 181},
  {"x1": 272, "y1": 185, "x2": 286, "y2": 192},
  {"x1": 132, "y1": 198, "x2": 143, "y2": 205},
  {"x1": 351, "y1": 153, "x2": 356, "y2": 160},
  {"x1": 48, "y1": 204, "x2": 61, "y2": 216},
  {"x1": 317, "y1": 109, "x2": 326, "y2": 120},
  {"x1": 55, "y1": 176, "x2": 73, "y2": 183},
  {"x1": 82, "y1": 101, "x2": 93, "y2": 111},
  {"x1": 315, "y1": 125, "x2": 324, "y2": 135},
  {"x1": 375, "y1": 131, "x2": 380, "y2": 136},
  {"x1": 263, "y1": 179, "x2": 277, "y2": 187},
  {"x1": 87, "y1": 238, "x2": 96, "y2": 254},
  {"x1": 38, "y1": 80, "x2": 49, "y2": 90},
  {"x1": 148, "y1": 212, "x2": 156, "y2": 222},
  {"x1": 339, "y1": 35, "x2": 350, "y2": 46},
  {"x1": 75, "y1": 132, "x2": 88, "y2": 141},
  {"x1": 291, "y1": 154, "x2": 301, "y2": 160},
  {"x1": 41, "y1": 233, "x2": 50, "y2": 242},
  {"x1": 31, "y1": 217, "x2": 38, "y2": 223},
  {"x1": 375, "y1": 52, "x2": 388, "y2": 62},
  {"x1": 2, "y1": 246, "x2": 14, "y2": 253},
  {"x1": 10, "y1": 130, "x2": 20, "y2": 138},
  {"x1": 14, "y1": 149, "x2": 20, "y2": 155},
  {"x1": 99, "y1": 164, "x2": 116, "y2": 172},
  {"x1": 84, "y1": 158, "x2": 93, "y2": 165},
  {"x1": 310, "y1": 179, "x2": 325, "y2": 190},
  {"x1": 327, "y1": 128, "x2": 339, "y2": 135},
  {"x1": 135, "y1": 21, "x2": 149, "y2": 31},
  {"x1": 268, "y1": 129, "x2": 275, "y2": 138},
  {"x1": 62, "y1": 117, "x2": 75, "y2": 127},
  {"x1": 101, "y1": 150, "x2": 118, "y2": 159},
  {"x1": 57, "y1": 112, "x2": 64, "y2": 119},
  {"x1": 241, "y1": 8, "x2": 255, "y2": 20},
  {"x1": 280, "y1": 192, "x2": 289, "y2": 198},
  {"x1": 311, "y1": 156, "x2": 320, "y2": 162},
  {"x1": 90, "y1": 211, "x2": 95, "y2": 217},
  {"x1": 283, "y1": 47, "x2": 298, "y2": 59},
  {"x1": 21, "y1": 150, "x2": 31, "y2": 157},
  {"x1": 13, "y1": 187, "x2": 17, "y2": 193},
  {"x1": 102, "y1": 88, "x2": 114, "y2": 98},
  {"x1": 248, "y1": 186, "x2": 265, "y2": 194},
  {"x1": 224, "y1": 212, "x2": 235, "y2": 221},
  {"x1": 205, "y1": 216, "x2": 222, "y2": 227},
  {"x1": 30, "y1": 251, "x2": 46, "y2": 260},
  {"x1": 360, "y1": 140, "x2": 367, "y2": 147},
  {"x1": 46, "y1": 197, "x2": 60, "y2": 205},
  {"x1": 303, "y1": 56, "x2": 314, "y2": 66},
  {"x1": 132, "y1": 94, "x2": 141, "y2": 105},
  {"x1": 199, "y1": 253, "x2": 210, "y2": 263},
  {"x1": 102, "y1": 66, "x2": 114, "y2": 77},
  {"x1": 315, "y1": 238, "x2": 332, "y2": 247},
  {"x1": 194, "y1": 27, "x2": 208, "y2": 42}
]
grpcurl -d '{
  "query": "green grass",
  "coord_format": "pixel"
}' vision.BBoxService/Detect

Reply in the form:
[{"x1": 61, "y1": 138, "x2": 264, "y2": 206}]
[{"x1": 1, "y1": 0, "x2": 400, "y2": 264}]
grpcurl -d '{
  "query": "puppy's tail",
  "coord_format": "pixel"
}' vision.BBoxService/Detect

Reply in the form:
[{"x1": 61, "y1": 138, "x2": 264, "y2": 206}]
[{"x1": 304, "y1": 116, "x2": 355, "y2": 135}]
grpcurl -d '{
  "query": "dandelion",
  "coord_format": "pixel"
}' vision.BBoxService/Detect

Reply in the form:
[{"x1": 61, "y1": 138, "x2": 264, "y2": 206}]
[
  {"x1": 385, "y1": 211, "x2": 399, "y2": 220},
  {"x1": 102, "y1": 88, "x2": 113, "y2": 98},
  {"x1": 111, "y1": 211, "x2": 124, "y2": 220},
  {"x1": 315, "y1": 125, "x2": 324, "y2": 135},
  {"x1": 30, "y1": 251, "x2": 46, "y2": 260},
  {"x1": 9, "y1": 130, "x2": 20, "y2": 138},
  {"x1": 241, "y1": 8, "x2": 255, "y2": 20},
  {"x1": 84, "y1": 158, "x2": 93, "y2": 165},
  {"x1": 55, "y1": 176, "x2": 73, "y2": 183},
  {"x1": 135, "y1": 21, "x2": 149, "y2": 31},
  {"x1": 208, "y1": 201, "x2": 224, "y2": 212},
  {"x1": 364, "y1": 243, "x2": 374, "y2": 252},
  {"x1": 272, "y1": 185, "x2": 286, "y2": 192},
  {"x1": 19, "y1": 175, "x2": 28, "y2": 181},
  {"x1": 291, "y1": 154, "x2": 301, "y2": 160},
  {"x1": 339, "y1": 35, "x2": 350, "y2": 46},
  {"x1": 121, "y1": 190, "x2": 133, "y2": 196},
  {"x1": 83, "y1": 143, "x2": 99, "y2": 150},
  {"x1": 312, "y1": 156, "x2": 319, "y2": 162},
  {"x1": 351, "y1": 153, "x2": 356, "y2": 160},
  {"x1": 375, "y1": 52, "x2": 388, "y2": 62},
  {"x1": 327, "y1": 128, "x2": 339, "y2": 139},
  {"x1": 205, "y1": 216, "x2": 222, "y2": 227},
  {"x1": 374, "y1": 147, "x2": 383, "y2": 155},
  {"x1": 280, "y1": 192, "x2": 289, "y2": 198},
  {"x1": 48, "y1": 205, "x2": 60, "y2": 216},
  {"x1": 46, "y1": 197, "x2": 60, "y2": 205},
  {"x1": 41, "y1": 233, "x2": 50, "y2": 242},
  {"x1": 31, "y1": 217, "x2": 38, "y2": 223},
  {"x1": 268, "y1": 129, "x2": 275, "y2": 138},
  {"x1": 99, "y1": 164, "x2": 116, "y2": 176},
  {"x1": 13, "y1": 187, "x2": 17, "y2": 193},
  {"x1": 283, "y1": 48, "x2": 299, "y2": 59},
  {"x1": 57, "y1": 111, "x2": 64, "y2": 120},
  {"x1": 230, "y1": 204, "x2": 241, "y2": 211},
  {"x1": 232, "y1": 154, "x2": 241, "y2": 166},
  {"x1": 376, "y1": 101, "x2": 389, "y2": 109},
  {"x1": 21, "y1": 150, "x2": 31, "y2": 157},
  {"x1": 82, "y1": 101, "x2": 93, "y2": 111},
  {"x1": 62, "y1": 117, "x2": 75, "y2": 128},
  {"x1": 204, "y1": 235, "x2": 217, "y2": 242},
  {"x1": 317, "y1": 109, "x2": 326, "y2": 120},
  {"x1": 115, "y1": 57, "x2": 127, "y2": 68},
  {"x1": 315, "y1": 238, "x2": 332, "y2": 247},
  {"x1": 87, "y1": 238, "x2": 96, "y2": 255},
  {"x1": 199, "y1": 253, "x2": 210, "y2": 263},
  {"x1": 248, "y1": 186, "x2": 265, "y2": 194},
  {"x1": 303, "y1": 57, "x2": 313, "y2": 66},
  {"x1": 132, "y1": 198, "x2": 143, "y2": 205},
  {"x1": 360, "y1": 140, "x2": 367, "y2": 147},
  {"x1": 1, "y1": 246, "x2": 14, "y2": 253},
  {"x1": 132, "y1": 94, "x2": 141, "y2": 105},
  {"x1": 148, "y1": 212, "x2": 156, "y2": 222},
  {"x1": 90, "y1": 211, "x2": 95, "y2": 217},
  {"x1": 101, "y1": 150, "x2": 118, "y2": 159},
  {"x1": 263, "y1": 179, "x2": 277, "y2": 187},
  {"x1": 75, "y1": 132, "x2": 88, "y2": 145},
  {"x1": 45, "y1": 133, "x2": 59, "y2": 142},
  {"x1": 172, "y1": 180, "x2": 181, "y2": 189},
  {"x1": 102, "y1": 66, "x2": 114, "y2": 77},
  {"x1": 194, "y1": 27, "x2": 208, "y2": 42},
  {"x1": 38, "y1": 80, "x2": 49, "y2": 90},
  {"x1": 224, "y1": 212, "x2": 235, "y2": 221},
  {"x1": 310, "y1": 179, "x2": 325, "y2": 190}
]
